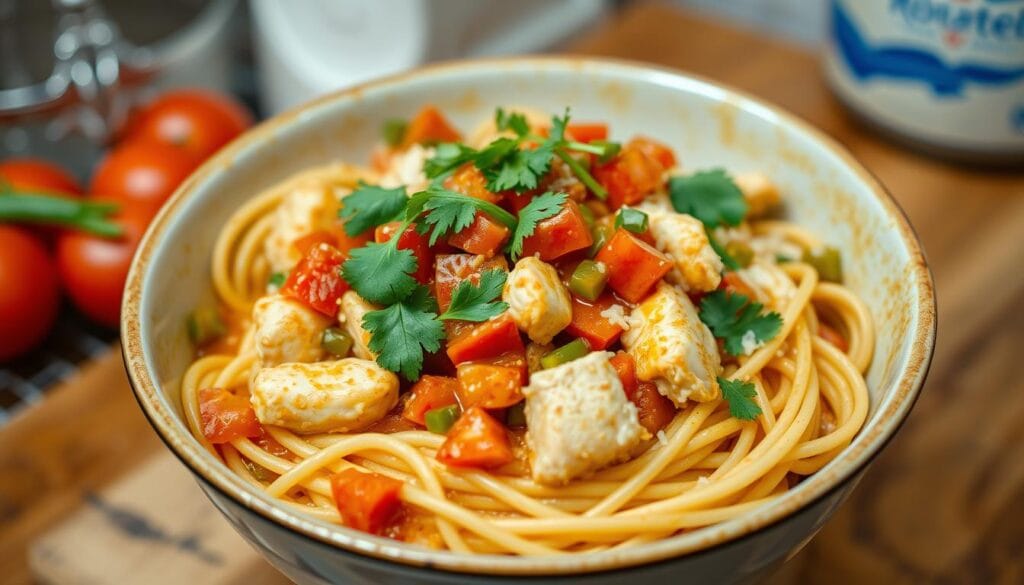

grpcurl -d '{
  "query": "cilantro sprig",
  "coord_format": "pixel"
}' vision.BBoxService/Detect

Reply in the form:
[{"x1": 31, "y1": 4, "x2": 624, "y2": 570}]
[
  {"x1": 508, "y1": 191, "x2": 567, "y2": 260},
  {"x1": 699, "y1": 290, "x2": 783, "y2": 357},
  {"x1": 719, "y1": 378, "x2": 762, "y2": 421},
  {"x1": 338, "y1": 182, "x2": 408, "y2": 236},
  {"x1": 668, "y1": 169, "x2": 747, "y2": 228},
  {"x1": 406, "y1": 185, "x2": 517, "y2": 245}
]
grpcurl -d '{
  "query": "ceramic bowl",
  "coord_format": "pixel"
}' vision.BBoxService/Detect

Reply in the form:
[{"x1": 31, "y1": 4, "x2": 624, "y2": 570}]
[{"x1": 122, "y1": 57, "x2": 936, "y2": 585}]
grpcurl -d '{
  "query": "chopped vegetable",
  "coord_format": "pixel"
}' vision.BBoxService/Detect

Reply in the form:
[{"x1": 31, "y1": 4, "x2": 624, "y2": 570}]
[
  {"x1": 321, "y1": 327, "x2": 354, "y2": 357},
  {"x1": 448, "y1": 212, "x2": 510, "y2": 257},
  {"x1": 720, "y1": 272, "x2": 757, "y2": 300},
  {"x1": 436, "y1": 406, "x2": 514, "y2": 469},
  {"x1": 446, "y1": 313, "x2": 524, "y2": 364},
  {"x1": 0, "y1": 192, "x2": 122, "y2": 237},
  {"x1": 402, "y1": 375, "x2": 460, "y2": 425},
  {"x1": 609, "y1": 351, "x2": 638, "y2": 397},
  {"x1": 519, "y1": 199, "x2": 594, "y2": 261},
  {"x1": 719, "y1": 377, "x2": 762, "y2": 421},
  {"x1": 540, "y1": 338, "x2": 590, "y2": 369},
  {"x1": 817, "y1": 322, "x2": 849, "y2": 353},
  {"x1": 381, "y1": 118, "x2": 408, "y2": 148},
  {"x1": 198, "y1": 387, "x2": 261, "y2": 444},
  {"x1": 268, "y1": 271, "x2": 287, "y2": 288},
  {"x1": 565, "y1": 292, "x2": 624, "y2": 350},
  {"x1": 554, "y1": 149, "x2": 608, "y2": 200},
  {"x1": 708, "y1": 231, "x2": 741, "y2": 271},
  {"x1": 443, "y1": 164, "x2": 501, "y2": 204},
  {"x1": 668, "y1": 169, "x2": 747, "y2": 228},
  {"x1": 438, "y1": 269, "x2": 508, "y2": 322},
  {"x1": 592, "y1": 137, "x2": 675, "y2": 210},
  {"x1": 724, "y1": 240, "x2": 754, "y2": 268},
  {"x1": 363, "y1": 286, "x2": 445, "y2": 380},
  {"x1": 699, "y1": 290, "x2": 783, "y2": 357},
  {"x1": 630, "y1": 381, "x2": 676, "y2": 434},
  {"x1": 338, "y1": 182, "x2": 408, "y2": 237},
  {"x1": 505, "y1": 402, "x2": 527, "y2": 427},
  {"x1": 341, "y1": 239, "x2": 418, "y2": 305},
  {"x1": 588, "y1": 217, "x2": 615, "y2": 257},
  {"x1": 375, "y1": 221, "x2": 435, "y2": 284},
  {"x1": 424, "y1": 404, "x2": 461, "y2": 434},
  {"x1": 456, "y1": 363, "x2": 523, "y2": 409},
  {"x1": 804, "y1": 246, "x2": 843, "y2": 282},
  {"x1": 187, "y1": 306, "x2": 226, "y2": 346},
  {"x1": 569, "y1": 259, "x2": 608, "y2": 301},
  {"x1": 576, "y1": 202, "x2": 596, "y2": 228},
  {"x1": 330, "y1": 468, "x2": 404, "y2": 535},
  {"x1": 406, "y1": 186, "x2": 517, "y2": 245},
  {"x1": 507, "y1": 191, "x2": 568, "y2": 260},
  {"x1": 594, "y1": 229, "x2": 672, "y2": 303},
  {"x1": 400, "y1": 105, "x2": 461, "y2": 148},
  {"x1": 564, "y1": 123, "x2": 609, "y2": 143},
  {"x1": 281, "y1": 243, "x2": 349, "y2": 316},
  {"x1": 615, "y1": 208, "x2": 649, "y2": 234},
  {"x1": 434, "y1": 254, "x2": 508, "y2": 312}
]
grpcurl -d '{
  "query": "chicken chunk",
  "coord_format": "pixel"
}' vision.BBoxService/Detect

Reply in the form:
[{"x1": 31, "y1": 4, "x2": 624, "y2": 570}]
[
  {"x1": 253, "y1": 294, "x2": 329, "y2": 367},
  {"x1": 379, "y1": 143, "x2": 433, "y2": 193},
  {"x1": 734, "y1": 172, "x2": 780, "y2": 217},
  {"x1": 736, "y1": 261, "x2": 796, "y2": 311},
  {"x1": 339, "y1": 291, "x2": 377, "y2": 360},
  {"x1": 524, "y1": 351, "x2": 646, "y2": 485},
  {"x1": 502, "y1": 257, "x2": 572, "y2": 344},
  {"x1": 251, "y1": 358, "x2": 399, "y2": 433},
  {"x1": 646, "y1": 211, "x2": 722, "y2": 292},
  {"x1": 264, "y1": 184, "x2": 341, "y2": 273},
  {"x1": 622, "y1": 282, "x2": 720, "y2": 406}
]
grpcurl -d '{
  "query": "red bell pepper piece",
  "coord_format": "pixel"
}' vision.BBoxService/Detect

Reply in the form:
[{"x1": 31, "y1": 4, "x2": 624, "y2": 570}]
[
  {"x1": 400, "y1": 105, "x2": 461, "y2": 148},
  {"x1": 402, "y1": 375, "x2": 460, "y2": 425},
  {"x1": 198, "y1": 387, "x2": 262, "y2": 444},
  {"x1": 565, "y1": 292, "x2": 625, "y2": 350},
  {"x1": 436, "y1": 406, "x2": 514, "y2": 469},
  {"x1": 595, "y1": 229, "x2": 672, "y2": 303},
  {"x1": 330, "y1": 469, "x2": 404, "y2": 535},
  {"x1": 444, "y1": 164, "x2": 501, "y2": 204},
  {"x1": 539, "y1": 122, "x2": 609, "y2": 143},
  {"x1": 456, "y1": 362, "x2": 524, "y2": 409},
  {"x1": 447, "y1": 212, "x2": 510, "y2": 257},
  {"x1": 281, "y1": 243, "x2": 350, "y2": 316},
  {"x1": 629, "y1": 381, "x2": 677, "y2": 435},
  {"x1": 519, "y1": 200, "x2": 594, "y2": 261},
  {"x1": 593, "y1": 136, "x2": 676, "y2": 210},
  {"x1": 446, "y1": 313, "x2": 524, "y2": 364},
  {"x1": 609, "y1": 351, "x2": 638, "y2": 397},
  {"x1": 375, "y1": 221, "x2": 434, "y2": 284},
  {"x1": 434, "y1": 254, "x2": 509, "y2": 312}
]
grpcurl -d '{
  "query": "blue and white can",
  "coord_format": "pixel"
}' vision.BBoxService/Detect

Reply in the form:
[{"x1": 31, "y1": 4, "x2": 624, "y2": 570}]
[{"x1": 825, "y1": 0, "x2": 1024, "y2": 164}]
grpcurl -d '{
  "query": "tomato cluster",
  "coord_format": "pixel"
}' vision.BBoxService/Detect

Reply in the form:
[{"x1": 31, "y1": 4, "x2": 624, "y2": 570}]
[{"x1": 0, "y1": 89, "x2": 252, "y2": 361}]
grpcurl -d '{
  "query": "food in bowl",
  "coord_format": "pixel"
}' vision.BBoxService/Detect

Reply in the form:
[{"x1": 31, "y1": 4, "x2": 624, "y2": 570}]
[{"x1": 179, "y1": 104, "x2": 873, "y2": 555}]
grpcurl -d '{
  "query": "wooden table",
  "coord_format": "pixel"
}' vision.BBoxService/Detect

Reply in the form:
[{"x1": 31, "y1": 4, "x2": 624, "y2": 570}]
[{"x1": 3, "y1": 3, "x2": 1023, "y2": 583}]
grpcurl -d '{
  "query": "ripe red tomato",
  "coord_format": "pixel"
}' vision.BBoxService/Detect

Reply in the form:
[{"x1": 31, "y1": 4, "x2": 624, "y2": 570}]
[
  {"x1": 0, "y1": 158, "x2": 83, "y2": 196},
  {"x1": 55, "y1": 201, "x2": 151, "y2": 328},
  {"x1": 124, "y1": 89, "x2": 252, "y2": 160},
  {"x1": 90, "y1": 141, "x2": 197, "y2": 216},
  {"x1": 0, "y1": 226, "x2": 61, "y2": 361}
]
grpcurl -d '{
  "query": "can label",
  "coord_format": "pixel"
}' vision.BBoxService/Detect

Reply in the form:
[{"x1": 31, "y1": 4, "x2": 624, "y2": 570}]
[{"x1": 826, "y1": 0, "x2": 1024, "y2": 154}]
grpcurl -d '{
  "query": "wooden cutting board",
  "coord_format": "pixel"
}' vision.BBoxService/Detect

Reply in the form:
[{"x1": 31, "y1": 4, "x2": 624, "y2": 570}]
[{"x1": 3, "y1": 4, "x2": 1023, "y2": 584}]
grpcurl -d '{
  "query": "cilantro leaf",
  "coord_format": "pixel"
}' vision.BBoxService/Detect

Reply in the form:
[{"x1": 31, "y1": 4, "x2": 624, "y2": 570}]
[
  {"x1": 482, "y1": 146, "x2": 552, "y2": 192},
  {"x1": 507, "y1": 191, "x2": 567, "y2": 260},
  {"x1": 423, "y1": 143, "x2": 477, "y2": 179},
  {"x1": 718, "y1": 377, "x2": 762, "y2": 421},
  {"x1": 363, "y1": 285, "x2": 444, "y2": 380},
  {"x1": 338, "y1": 182, "x2": 409, "y2": 236},
  {"x1": 406, "y1": 186, "x2": 518, "y2": 245},
  {"x1": 473, "y1": 137, "x2": 518, "y2": 171},
  {"x1": 699, "y1": 290, "x2": 783, "y2": 356},
  {"x1": 439, "y1": 269, "x2": 509, "y2": 322},
  {"x1": 495, "y1": 108, "x2": 530, "y2": 137},
  {"x1": 668, "y1": 169, "x2": 747, "y2": 228},
  {"x1": 341, "y1": 241, "x2": 419, "y2": 305}
]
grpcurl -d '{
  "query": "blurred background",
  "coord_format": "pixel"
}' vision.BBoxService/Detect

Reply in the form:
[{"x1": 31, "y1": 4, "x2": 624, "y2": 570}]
[{"x1": 1, "y1": 1, "x2": 1021, "y2": 584}]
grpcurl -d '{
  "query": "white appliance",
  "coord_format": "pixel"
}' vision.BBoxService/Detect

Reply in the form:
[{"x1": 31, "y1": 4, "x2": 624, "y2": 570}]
[{"x1": 251, "y1": 0, "x2": 608, "y2": 115}]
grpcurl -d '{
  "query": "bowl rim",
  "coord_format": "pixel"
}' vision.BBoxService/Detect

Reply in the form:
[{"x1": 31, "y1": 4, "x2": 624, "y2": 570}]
[{"x1": 121, "y1": 55, "x2": 936, "y2": 576}]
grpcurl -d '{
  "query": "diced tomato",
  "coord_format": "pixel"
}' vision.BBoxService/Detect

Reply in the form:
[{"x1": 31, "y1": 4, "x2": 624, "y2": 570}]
[
  {"x1": 436, "y1": 406, "x2": 514, "y2": 469},
  {"x1": 402, "y1": 375, "x2": 460, "y2": 425},
  {"x1": 818, "y1": 322, "x2": 849, "y2": 353},
  {"x1": 519, "y1": 200, "x2": 594, "y2": 261},
  {"x1": 593, "y1": 136, "x2": 676, "y2": 210},
  {"x1": 330, "y1": 469, "x2": 404, "y2": 535},
  {"x1": 566, "y1": 292, "x2": 625, "y2": 350},
  {"x1": 720, "y1": 272, "x2": 756, "y2": 300},
  {"x1": 375, "y1": 221, "x2": 434, "y2": 284},
  {"x1": 434, "y1": 254, "x2": 509, "y2": 312},
  {"x1": 446, "y1": 313, "x2": 524, "y2": 364},
  {"x1": 198, "y1": 387, "x2": 261, "y2": 444},
  {"x1": 595, "y1": 229, "x2": 672, "y2": 303},
  {"x1": 502, "y1": 191, "x2": 536, "y2": 214},
  {"x1": 610, "y1": 351, "x2": 638, "y2": 397},
  {"x1": 255, "y1": 426, "x2": 291, "y2": 458},
  {"x1": 481, "y1": 350, "x2": 528, "y2": 384},
  {"x1": 630, "y1": 381, "x2": 677, "y2": 434},
  {"x1": 281, "y1": 243, "x2": 349, "y2": 316},
  {"x1": 292, "y1": 230, "x2": 337, "y2": 257},
  {"x1": 444, "y1": 165, "x2": 501, "y2": 204},
  {"x1": 447, "y1": 212, "x2": 510, "y2": 257},
  {"x1": 400, "y1": 105, "x2": 461, "y2": 148},
  {"x1": 539, "y1": 123, "x2": 608, "y2": 143},
  {"x1": 456, "y1": 363, "x2": 523, "y2": 409}
]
